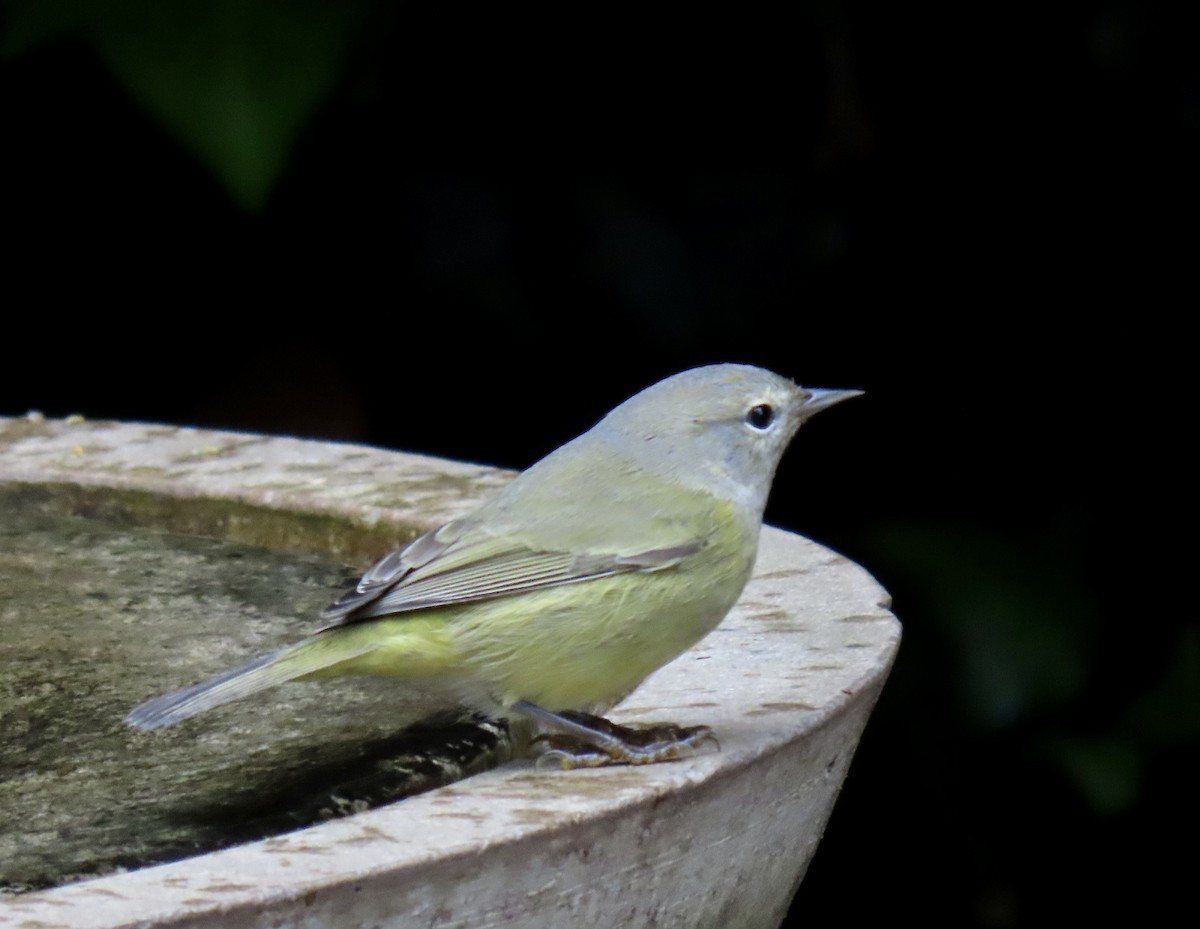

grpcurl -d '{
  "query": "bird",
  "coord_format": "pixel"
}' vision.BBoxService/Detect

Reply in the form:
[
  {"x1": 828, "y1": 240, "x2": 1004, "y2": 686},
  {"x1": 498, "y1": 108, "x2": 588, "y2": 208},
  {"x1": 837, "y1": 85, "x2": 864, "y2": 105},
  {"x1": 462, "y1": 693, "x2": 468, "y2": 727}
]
[{"x1": 126, "y1": 364, "x2": 861, "y2": 767}]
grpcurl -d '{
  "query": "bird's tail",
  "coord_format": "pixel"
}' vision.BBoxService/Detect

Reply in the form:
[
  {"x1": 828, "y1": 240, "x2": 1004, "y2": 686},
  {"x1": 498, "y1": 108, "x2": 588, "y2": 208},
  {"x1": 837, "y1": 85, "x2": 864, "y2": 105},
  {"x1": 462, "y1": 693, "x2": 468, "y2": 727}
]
[{"x1": 125, "y1": 633, "x2": 377, "y2": 731}]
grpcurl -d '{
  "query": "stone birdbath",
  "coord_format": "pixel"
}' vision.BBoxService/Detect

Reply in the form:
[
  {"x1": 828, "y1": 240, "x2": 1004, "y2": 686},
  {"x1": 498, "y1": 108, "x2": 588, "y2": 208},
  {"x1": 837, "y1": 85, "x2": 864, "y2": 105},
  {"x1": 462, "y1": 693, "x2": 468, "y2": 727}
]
[{"x1": 0, "y1": 414, "x2": 898, "y2": 929}]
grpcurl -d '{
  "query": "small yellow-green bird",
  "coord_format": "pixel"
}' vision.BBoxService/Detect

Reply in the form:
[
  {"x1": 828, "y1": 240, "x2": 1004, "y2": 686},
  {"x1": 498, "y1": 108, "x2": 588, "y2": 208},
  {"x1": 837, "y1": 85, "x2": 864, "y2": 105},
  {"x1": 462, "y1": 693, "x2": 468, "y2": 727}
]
[{"x1": 126, "y1": 364, "x2": 860, "y2": 766}]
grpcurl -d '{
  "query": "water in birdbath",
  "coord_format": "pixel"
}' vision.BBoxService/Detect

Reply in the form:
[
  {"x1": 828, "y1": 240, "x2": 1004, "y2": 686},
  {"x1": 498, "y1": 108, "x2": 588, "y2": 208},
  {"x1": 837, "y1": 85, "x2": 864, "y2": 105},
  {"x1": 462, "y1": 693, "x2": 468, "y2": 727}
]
[{"x1": 0, "y1": 485, "x2": 509, "y2": 895}]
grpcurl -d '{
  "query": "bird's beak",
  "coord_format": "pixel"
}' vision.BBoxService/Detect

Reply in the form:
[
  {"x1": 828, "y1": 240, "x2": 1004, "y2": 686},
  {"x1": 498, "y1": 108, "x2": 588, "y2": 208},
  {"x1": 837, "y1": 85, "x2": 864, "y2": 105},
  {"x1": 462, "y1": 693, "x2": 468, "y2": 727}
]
[{"x1": 801, "y1": 388, "x2": 864, "y2": 418}]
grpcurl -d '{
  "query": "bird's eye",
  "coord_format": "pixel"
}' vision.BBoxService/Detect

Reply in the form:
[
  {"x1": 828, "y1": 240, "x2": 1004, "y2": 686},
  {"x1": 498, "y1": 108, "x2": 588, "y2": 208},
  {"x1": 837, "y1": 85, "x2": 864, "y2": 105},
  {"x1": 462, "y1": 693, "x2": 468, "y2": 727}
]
[{"x1": 746, "y1": 404, "x2": 775, "y2": 430}]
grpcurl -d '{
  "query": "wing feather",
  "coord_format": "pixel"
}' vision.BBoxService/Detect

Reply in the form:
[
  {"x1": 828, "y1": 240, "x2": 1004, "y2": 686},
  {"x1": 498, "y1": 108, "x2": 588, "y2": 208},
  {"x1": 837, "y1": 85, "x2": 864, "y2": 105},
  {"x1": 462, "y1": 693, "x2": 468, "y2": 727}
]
[{"x1": 318, "y1": 518, "x2": 702, "y2": 630}]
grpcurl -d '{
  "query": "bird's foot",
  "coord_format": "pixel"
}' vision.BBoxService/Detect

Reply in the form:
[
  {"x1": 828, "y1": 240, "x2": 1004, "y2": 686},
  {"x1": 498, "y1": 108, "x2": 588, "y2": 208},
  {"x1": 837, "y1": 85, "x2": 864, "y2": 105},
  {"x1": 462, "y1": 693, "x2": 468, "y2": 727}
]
[{"x1": 513, "y1": 702, "x2": 719, "y2": 769}]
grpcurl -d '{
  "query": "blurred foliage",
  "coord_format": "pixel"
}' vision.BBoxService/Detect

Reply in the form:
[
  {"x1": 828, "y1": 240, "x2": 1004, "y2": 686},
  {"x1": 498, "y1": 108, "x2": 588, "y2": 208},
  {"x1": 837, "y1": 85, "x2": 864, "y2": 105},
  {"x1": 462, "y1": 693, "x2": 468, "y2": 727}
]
[
  {"x1": 1047, "y1": 626, "x2": 1200, "y2": 815},
  {"x1": 855, "y1": 519, "x2": 1196, "y2": 818},
  {"x1": 2, "y1": 0, "x2": 371, "y2": 209},
  {"x1": 872, "y1": 523, "x2": 1092, "y2": 729}
]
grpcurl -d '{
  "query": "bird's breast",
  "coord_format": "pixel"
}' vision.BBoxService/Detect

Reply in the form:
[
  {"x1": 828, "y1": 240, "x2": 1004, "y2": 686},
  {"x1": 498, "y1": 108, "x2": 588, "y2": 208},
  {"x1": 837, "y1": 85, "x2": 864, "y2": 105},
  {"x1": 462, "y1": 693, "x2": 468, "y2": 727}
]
[{"x1": 448, "y1": 508, "x2": 758, "y2": 712}]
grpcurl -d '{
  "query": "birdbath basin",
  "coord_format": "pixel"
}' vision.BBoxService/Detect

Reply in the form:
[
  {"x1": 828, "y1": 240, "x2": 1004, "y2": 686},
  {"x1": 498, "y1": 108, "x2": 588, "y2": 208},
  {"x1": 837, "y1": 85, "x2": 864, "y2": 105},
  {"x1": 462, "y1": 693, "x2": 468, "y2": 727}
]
[{"x1": 0, "y1": 415, "x2": 899, "y2": 929}]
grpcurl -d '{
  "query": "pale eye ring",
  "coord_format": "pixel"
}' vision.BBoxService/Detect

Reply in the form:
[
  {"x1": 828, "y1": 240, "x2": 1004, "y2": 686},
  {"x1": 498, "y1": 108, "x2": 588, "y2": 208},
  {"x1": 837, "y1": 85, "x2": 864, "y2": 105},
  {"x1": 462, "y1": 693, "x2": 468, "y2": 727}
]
[{"x1": 745, "y1": 404, "x2": 775, "y2": 430}]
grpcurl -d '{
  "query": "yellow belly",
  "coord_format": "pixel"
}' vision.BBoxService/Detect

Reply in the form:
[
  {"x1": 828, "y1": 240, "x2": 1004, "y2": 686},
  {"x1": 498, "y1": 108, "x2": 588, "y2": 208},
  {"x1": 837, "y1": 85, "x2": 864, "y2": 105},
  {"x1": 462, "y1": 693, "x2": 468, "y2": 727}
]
[{"x1": 319, "y1": 508, "x2": 757, "y2": 713}]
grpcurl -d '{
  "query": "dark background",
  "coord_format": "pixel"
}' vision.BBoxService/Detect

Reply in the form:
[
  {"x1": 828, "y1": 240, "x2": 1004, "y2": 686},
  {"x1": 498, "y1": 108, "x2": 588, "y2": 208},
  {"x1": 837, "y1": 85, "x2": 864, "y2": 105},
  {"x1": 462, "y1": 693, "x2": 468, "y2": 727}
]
[{"x1": 2, "y1": 2, "x2": 1194, "y2": 924}]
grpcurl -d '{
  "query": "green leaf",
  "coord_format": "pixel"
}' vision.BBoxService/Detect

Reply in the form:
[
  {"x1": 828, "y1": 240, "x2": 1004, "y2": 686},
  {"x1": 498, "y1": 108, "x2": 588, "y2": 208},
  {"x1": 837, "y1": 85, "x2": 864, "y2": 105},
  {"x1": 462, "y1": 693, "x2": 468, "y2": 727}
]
[
  {"x1": 2, "y1": 0, "x2": 371, "y2": 210},
  {"x1": 1047, "y1": 735, "x2": 1142, "y2": 815},
  {"x1": 867, "y1": 522, "x2": 1093, "y2": 728}
]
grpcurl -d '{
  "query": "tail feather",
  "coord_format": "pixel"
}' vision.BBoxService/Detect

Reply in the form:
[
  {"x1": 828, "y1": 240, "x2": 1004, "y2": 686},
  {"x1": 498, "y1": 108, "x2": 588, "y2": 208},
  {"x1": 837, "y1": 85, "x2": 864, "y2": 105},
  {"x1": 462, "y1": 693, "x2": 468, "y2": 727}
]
[{"x1": 125, "y1": 635, "x2": 376, "y2": 731}]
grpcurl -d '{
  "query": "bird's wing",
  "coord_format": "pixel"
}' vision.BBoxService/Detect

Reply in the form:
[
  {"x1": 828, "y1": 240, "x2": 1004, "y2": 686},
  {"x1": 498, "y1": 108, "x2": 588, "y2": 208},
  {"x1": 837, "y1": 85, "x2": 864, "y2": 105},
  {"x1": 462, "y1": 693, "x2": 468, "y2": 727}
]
[{"x1": 317, "y1": 517, "x2": 700, "y2": 630}]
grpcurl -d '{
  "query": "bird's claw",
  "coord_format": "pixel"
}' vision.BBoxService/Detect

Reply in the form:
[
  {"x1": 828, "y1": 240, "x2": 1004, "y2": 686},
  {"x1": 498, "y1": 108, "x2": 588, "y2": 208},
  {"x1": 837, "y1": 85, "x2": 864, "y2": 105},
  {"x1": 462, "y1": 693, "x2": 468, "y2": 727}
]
[{"x1": 532, "y1": 721, "x2": 720, "y2": 769}]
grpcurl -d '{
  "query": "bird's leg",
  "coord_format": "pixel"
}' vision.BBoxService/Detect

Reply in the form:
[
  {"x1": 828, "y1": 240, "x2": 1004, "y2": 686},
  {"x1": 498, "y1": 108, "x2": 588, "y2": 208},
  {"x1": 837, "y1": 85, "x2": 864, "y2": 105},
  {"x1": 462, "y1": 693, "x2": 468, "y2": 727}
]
[{"x1": 513, "y1": 701, "x2": 719, "y2": 769}]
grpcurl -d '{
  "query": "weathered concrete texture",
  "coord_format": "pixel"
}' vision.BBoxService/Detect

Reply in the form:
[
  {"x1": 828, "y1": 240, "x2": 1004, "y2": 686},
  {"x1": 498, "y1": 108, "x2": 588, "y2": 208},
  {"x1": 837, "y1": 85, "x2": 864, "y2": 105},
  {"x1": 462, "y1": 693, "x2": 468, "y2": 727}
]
[
  {"x1": 0, "y1": 415, "x2": 899, "y2": 929},
  {"x1": 0, "y1": 492, "x2": 511, "y2": 893},
  {"x1": 0, "y1": 415, "x2": 513, "y2": 556}
]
